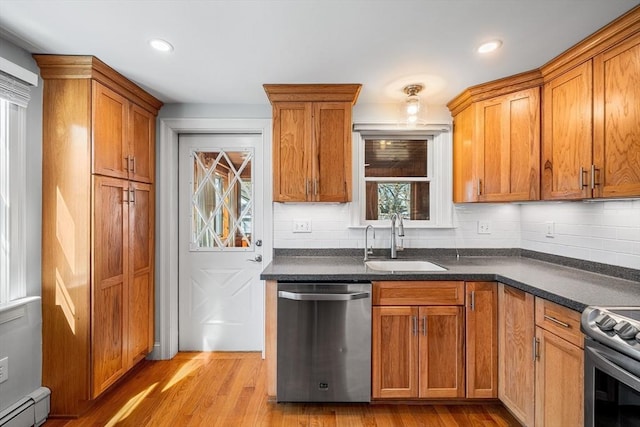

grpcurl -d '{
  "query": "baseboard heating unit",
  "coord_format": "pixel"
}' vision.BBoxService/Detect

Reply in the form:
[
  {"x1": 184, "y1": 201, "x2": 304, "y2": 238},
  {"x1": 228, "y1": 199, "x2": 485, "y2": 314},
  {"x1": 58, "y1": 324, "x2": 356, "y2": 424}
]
[{"x1": 0, "y1": 387, "x2": 50, "y2": 427}]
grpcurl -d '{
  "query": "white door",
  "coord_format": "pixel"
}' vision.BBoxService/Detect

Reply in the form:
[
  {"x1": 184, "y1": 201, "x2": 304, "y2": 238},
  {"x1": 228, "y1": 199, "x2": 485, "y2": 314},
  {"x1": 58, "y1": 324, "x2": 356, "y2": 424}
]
[{"x1": 178, "y1": 133, "x2": 264, "y2": 351}]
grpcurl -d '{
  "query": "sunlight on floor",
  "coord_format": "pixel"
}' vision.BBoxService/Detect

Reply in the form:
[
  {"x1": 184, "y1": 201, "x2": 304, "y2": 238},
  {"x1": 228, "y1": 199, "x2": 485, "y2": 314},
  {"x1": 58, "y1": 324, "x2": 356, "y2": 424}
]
[
  {"x1": 161, "y1": 359, "x2": 200, "y2": 392},
  {"x1": 105, "y1": 383, "x2": 158, "y2": 427}
]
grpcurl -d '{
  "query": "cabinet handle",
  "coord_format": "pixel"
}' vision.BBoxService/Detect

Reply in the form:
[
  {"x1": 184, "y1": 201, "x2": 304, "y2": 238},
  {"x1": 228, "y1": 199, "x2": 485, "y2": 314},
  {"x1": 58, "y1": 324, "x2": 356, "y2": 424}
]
[
  {"x1": 129, "y1": 188, "x2": 136, "y2": 205},
  {"x1": 412, "y1": 316, "x2": 418, "y2": 336},
  {"x1": 590, "y1": 165, "x2": 600, "y2": 189},
  {"x1": 477, "y1": 179, "x2": 482, "y2": 196},
  {"x1": 533, "y1": 336, "x2": 540, "y2": 362},
  {"x1": 122, "y1": 188, "x2": 129, "y2": 204},
  {"x1": 124, "y1": 156, "x2": 130, "y2": 171},
  {"x1": 543, "y1": 314, "x2": 570, "y2": 328},
  {"x1": 579, "y1": 167, "x2": 588, "y2": 189},
  {"x1": 421, "y1": 316, "x2": 426, "y2": 336},
  {"x1": 470, "y1": 291, "x2": 475, "y2": 311},
  {"x1": 131, "y1": 156, "x2": 136, "y2": 174}
]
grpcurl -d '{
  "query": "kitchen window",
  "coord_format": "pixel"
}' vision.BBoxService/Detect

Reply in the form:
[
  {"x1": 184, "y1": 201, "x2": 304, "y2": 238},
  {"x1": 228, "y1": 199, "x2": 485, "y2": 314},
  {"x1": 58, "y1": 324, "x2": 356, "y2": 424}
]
[
  {"x1": 0, "y1": 67, "x2": 32, "y2": 304},
  {"x1": 353, "y1": 126, "x2": 453, "y2": 228}
]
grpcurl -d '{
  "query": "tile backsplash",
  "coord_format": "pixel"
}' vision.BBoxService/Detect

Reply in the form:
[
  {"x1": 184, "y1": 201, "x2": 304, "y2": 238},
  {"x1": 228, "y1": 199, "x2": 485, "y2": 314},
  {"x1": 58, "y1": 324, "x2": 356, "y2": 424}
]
[
  {"x1": 272, "y1": 199, "x2": 640, "y2": 270},
  {"x1": 521, "y1": 200, "x2": 640, "y2": 269}
]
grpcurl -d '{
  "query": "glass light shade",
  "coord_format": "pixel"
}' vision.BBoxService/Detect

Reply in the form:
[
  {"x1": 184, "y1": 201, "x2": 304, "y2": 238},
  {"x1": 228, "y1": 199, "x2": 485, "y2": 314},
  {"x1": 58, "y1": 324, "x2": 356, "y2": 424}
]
[{"x1": 406, "y1": 95, "x2": 420, "y2": 115}]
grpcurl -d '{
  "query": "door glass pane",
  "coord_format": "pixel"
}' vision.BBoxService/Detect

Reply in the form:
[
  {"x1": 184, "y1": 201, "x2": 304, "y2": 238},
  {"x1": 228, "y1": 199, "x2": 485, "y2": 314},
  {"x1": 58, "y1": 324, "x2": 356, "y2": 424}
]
[{"x1": 191, "y1": 149, "x2": 253, "y2": 249}]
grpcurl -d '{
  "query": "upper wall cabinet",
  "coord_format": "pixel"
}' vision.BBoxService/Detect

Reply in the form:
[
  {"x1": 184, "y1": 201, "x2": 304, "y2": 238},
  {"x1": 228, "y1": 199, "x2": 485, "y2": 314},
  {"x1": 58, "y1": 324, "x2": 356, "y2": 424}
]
[
  {"x1": 593, "y1": 35, "x2": 640, "y2": 198},
  {"x1": 264, "y1": 84, "x2": 361, "y2": 202},
  {"x1": 542, "y1": 33, "x2": 640, "y2": 200},
  {"x1": 448, "y1": 72, "x2": 542, "y2": 203},
  {"x1": 449, "y1": 5, "x2": 640, "y2": 203}
]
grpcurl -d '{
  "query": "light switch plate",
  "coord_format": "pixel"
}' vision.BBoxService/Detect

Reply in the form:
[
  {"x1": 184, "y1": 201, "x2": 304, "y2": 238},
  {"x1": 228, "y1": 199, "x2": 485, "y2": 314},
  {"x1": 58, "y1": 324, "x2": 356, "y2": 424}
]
[{"x1": 545, "y1": 221, "x2": 555, "y2": 237}]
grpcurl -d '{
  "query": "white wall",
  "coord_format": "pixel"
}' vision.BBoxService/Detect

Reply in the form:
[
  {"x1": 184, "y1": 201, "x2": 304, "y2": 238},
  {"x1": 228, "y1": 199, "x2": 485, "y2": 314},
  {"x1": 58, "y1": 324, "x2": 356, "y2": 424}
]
[
  {"x1": 0, "y1": 36, "x2": 44, "y2": 415},
  {"x1": 521, "y1": 200, "x2": 640, "y2": 269},
  {"x1": 273, "y1": 199, "x2": 640, "y2": 270},
  {"x1": 273, "y1": 203, "x2": 522, "y2": 250}
]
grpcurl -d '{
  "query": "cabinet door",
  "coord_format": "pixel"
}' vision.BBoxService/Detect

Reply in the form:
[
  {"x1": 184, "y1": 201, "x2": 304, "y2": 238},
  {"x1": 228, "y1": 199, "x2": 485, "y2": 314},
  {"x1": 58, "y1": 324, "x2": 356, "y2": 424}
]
[
  {"x1": 535, "y1": 328, "x2": 584, "y2": 427},
  {"x1": 127, "y1": 182, "x2": 154, "y2": 366},
  {"x1": 452, "y1": 105, "x2": 478, "y2": 202},
  {"x1": 477, "y1": 88, "x2": 540, "y2": 202},
  {"x1": 372, "y1": 306, "x2": 418, "y2": 398},
  {"x1": 593, "y1": 35, "x2": 640, "y2": 198},
  {"x1": 542, "y1": 61, "x2": 593, "y2": 200},
  {"x1": 272, "y1": 102, "x2": 312, "y2": 201},
  {"x1": 498, "y1": 284, "x2": 535, "y2": 426},
  {"x1": 466, "y1": 282, "x2": 498, "y2": 398},
  {"x1": 419, "y1": 306, "x2": 465, "y2": 398},
  {"x1": 92, "y1": 176, "x2": 129, "y2": 397},
  {"x1": 313, "y1": 102, "x2": 351, "y2": 202},
  {"x1": 92, "y1": 81, "x2": 129, "y2": 180},
  {"x1": 129, "y1": 104, "x2": 155, "y2": 184}
]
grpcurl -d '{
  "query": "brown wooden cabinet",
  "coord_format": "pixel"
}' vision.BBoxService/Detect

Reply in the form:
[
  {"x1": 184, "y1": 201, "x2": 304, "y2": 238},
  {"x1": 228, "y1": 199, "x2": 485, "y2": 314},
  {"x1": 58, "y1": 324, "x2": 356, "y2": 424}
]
[
  {"x1": 35, "y1": 55, "x2": 162, "y2": 416},
  {"x1": 542, "y1": 61, "x2": 594, "y2": 200},
  {"x1": 448, "y1": 75, "x2": 542, "y2": 203},
  {"x1": 534, "y1": 298, "x2": 584, "y2": 427},
  {"x1": 264, "y1": 84, "x2": 361, "y2": 202},
  {"x1": 593, "y1": 34, "x2": 640, "y2": 198},
  {"x1": 498, "y1": 284, "x2": 535, "y2": 426},
  {"x1": 450, "y1": 8, "x2": 640, "y2": 203},
  {"x1": 465, "y1": 281, "x2": 498, "y2": 398},
  {"x1": 541, "y1": 19, "x2": 640, "y2": 200},
  {"x1": 372, "y1": 281, "x2": 465, "y2": 399},
  {"x1": 93, "y1": 81, "x2": 156, "y2": 183}
]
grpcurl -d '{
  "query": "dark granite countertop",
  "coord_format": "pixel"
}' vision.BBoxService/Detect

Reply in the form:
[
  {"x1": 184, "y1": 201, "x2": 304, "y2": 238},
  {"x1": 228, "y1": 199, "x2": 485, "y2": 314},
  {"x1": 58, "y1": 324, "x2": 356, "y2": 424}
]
[{"x1": 260, "y1": 249, "x2": 640, "y2": 312}]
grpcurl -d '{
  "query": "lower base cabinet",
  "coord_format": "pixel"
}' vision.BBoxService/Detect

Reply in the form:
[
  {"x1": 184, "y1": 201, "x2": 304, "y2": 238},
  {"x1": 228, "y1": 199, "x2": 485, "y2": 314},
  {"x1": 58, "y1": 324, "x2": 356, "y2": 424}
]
[
  {"x1": 498, "y1": 284, "x2": 584, "y2": 427},
  {"x1": 534, "y1": 297, "x2": 584, "y2": 427},
  {"x1": 372, "y1": 305, "x2": 465, "y2": 399},
  {"x1": 371, "y1": 281, "x2": 467, "y2": 399}
]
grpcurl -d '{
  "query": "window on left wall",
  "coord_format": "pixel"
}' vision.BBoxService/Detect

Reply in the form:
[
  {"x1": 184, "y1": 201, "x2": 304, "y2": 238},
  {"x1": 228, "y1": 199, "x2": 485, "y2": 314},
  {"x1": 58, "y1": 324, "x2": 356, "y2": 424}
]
[{"x1": 0, "y1": 69, "x2": 32, "y2": 304}]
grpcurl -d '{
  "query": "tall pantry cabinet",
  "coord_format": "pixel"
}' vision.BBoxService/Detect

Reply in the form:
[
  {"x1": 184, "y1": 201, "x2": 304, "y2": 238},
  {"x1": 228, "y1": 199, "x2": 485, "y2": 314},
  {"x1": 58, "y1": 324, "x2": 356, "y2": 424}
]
[{"x1": 34, "y1": 55, "x2": 163, "y2": 417}]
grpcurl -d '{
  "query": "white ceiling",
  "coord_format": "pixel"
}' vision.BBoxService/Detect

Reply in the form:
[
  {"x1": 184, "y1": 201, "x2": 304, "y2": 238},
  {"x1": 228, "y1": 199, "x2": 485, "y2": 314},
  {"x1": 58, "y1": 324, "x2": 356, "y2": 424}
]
[{"x1": 1, "y1": 0, "x2": 638, "y2": 108}]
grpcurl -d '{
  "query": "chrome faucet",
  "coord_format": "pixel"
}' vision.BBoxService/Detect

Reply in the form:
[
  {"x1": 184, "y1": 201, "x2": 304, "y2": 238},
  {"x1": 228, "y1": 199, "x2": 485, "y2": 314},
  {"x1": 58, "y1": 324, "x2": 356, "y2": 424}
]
[
  {"x1": 364, "y1": 225, "x2": 375, "y2": 261},
  {"x1": 390, "y1": 213, "x2": 405, "y2": 259}
]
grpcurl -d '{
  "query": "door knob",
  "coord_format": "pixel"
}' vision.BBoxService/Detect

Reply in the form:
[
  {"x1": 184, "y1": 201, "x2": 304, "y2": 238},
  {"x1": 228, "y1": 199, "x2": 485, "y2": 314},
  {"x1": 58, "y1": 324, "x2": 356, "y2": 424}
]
[{"x1": 247, "y1": 254, "x2": 262, "y2": 262}]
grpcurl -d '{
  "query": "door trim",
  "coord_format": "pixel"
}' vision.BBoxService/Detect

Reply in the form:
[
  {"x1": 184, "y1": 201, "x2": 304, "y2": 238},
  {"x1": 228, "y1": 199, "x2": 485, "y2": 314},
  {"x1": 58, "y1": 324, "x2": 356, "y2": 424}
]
[{"x1": 153, "y1": 118, "x2": 273, "y2": 360}]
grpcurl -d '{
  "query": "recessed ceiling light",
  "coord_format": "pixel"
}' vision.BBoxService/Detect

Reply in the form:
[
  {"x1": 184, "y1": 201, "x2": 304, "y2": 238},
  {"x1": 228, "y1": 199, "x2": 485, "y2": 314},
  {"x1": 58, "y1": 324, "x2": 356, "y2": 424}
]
[
  {"x1": 149, "y1": 39, "x2": 174, "y2": 53},
  {"x1": 477, "y1": 40, "x2": 502, "y2": 54}
]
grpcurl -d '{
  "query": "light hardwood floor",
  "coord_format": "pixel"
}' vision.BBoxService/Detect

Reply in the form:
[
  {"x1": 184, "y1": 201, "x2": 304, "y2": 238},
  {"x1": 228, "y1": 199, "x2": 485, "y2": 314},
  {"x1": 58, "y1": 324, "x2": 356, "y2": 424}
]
[{"x1": 44, "y1": 352, "x2": 521, "y2": 427}]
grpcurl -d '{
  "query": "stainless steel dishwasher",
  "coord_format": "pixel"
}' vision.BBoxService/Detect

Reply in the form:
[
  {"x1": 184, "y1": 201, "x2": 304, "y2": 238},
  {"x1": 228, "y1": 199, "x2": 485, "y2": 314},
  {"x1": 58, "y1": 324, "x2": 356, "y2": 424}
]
[{"x1": 277, "y1": 282, "x2": 371, "y2": 402}]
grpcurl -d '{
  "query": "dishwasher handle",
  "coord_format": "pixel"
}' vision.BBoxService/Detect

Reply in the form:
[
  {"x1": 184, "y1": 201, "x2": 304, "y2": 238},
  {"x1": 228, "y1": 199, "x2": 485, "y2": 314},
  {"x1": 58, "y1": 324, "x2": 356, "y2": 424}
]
[{"x1": 278, "y1": 290, "x2": 370, "y2": 301}]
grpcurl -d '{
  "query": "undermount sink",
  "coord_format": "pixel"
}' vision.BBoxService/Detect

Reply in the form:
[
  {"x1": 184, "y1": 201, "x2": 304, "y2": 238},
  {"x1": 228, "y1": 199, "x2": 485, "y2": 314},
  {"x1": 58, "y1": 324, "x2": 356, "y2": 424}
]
[{"x1": 365, "y1": 260, "x2": 447, "y2": 272}]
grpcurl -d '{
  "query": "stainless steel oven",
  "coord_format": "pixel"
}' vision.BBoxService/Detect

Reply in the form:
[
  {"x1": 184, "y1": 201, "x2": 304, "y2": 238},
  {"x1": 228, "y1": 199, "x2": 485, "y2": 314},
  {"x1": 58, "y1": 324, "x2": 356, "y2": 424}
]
[{"x1": 582, "y1": 307, "x2": 640, "y2": 427}]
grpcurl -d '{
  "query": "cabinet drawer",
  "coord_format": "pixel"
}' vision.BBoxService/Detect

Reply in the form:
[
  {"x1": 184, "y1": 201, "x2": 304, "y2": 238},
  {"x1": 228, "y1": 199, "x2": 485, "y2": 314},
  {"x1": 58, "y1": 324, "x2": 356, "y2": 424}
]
[
  {"x1": 535, "y1": 297, "x2": 583, "y2": 348},
  {"x1": 372, "y1": 281, "x2": 465, "y2": 306}
]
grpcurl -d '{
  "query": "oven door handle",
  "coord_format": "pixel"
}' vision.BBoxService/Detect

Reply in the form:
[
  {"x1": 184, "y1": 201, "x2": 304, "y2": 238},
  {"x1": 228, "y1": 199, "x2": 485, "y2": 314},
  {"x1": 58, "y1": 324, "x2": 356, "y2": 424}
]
[
  {"x1": 278, "y1": 291, "x2": 370, "y2": 301},
  {"x1": 586, "y1": 344, "x2": 640, "y2": 385}
]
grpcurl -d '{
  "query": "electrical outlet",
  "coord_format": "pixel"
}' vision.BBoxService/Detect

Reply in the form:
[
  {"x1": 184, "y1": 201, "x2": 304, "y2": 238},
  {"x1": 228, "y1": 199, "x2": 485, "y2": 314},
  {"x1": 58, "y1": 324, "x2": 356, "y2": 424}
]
[
  {"x1": 0, "y1": 357, "x2": 8, "y2": 383},
  {"x1": 292, "y1": 219, "x2": 312, "y2": 233},
  {"x1": 477, "y1": 220, "x2": 491, "y2": 234},
  {"x1": 545, "y1": 221, "x2": 555, "y2": 237}
]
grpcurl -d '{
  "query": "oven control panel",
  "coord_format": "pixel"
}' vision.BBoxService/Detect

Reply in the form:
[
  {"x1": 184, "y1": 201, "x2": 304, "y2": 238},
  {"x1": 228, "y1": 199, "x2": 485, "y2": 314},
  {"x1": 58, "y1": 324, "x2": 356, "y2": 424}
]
[{"x1": 581, "y1": 306, "x2": 640, "y2": 362}]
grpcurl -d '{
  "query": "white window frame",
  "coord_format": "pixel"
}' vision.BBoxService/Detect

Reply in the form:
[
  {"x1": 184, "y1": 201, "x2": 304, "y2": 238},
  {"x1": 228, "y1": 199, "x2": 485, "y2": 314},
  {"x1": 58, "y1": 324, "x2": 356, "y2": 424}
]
[
  {"x1": 351, "y1": 124, "x2": 453, "y2": 229},
  {"x1": 0, "y1": 59, "x2": 36, "y2": 304}
]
